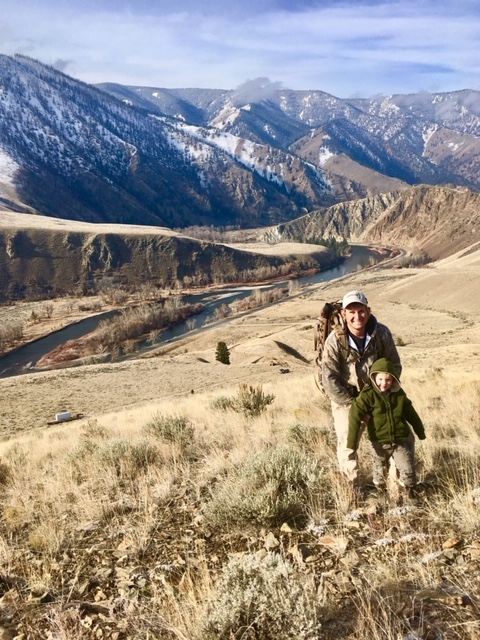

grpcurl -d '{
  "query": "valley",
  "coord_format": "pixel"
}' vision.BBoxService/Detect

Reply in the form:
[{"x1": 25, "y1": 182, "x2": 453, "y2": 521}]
[
  {"x1": 0, "y1": 240, "x2": 479, "y2": 638},
  {"x1": 0, "y1": 240, "x2": 478, "y2": 437},
  {"x1": 0, "y1": 52, "x2": 479, "y2": 638}
]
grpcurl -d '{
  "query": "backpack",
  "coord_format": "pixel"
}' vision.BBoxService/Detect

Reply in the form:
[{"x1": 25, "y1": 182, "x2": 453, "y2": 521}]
[{"x1": 314, "y1": 301, "x2": 347, "y2": 391}]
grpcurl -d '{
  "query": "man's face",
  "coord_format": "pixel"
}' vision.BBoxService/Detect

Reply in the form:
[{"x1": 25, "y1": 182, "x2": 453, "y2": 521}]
[{"x1": 342, "y1": 303, "x2": 369, "y2": 337}]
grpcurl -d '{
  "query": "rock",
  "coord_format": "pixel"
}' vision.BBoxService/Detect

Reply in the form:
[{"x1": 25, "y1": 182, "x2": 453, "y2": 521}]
[
  {"x1": 287, "y1": 544, "x2": 303, "y2": 565},
  {"x1": 317, "y1": 536, "x2": 349, "y2": 554},
  {"x1": 264, "y1": 532, "x2": 280, "y2": 550},
  {"x1": 340, "y1": 550, "x2": 361, "y2": 569},
  {"x1": 442, "y1": 537, "x2": 461, "y2": 549},
  {"x1": 443, "y1": 548, "x2": 457, "y2": 560},
  {"x1": 331, "y1": 571, "x2": 355, "y2": 594}
]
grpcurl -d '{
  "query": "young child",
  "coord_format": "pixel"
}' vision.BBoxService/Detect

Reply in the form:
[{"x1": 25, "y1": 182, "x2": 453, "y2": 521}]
[{"x1": 347, "y1": 357, "x2": 426, "y2": 499}]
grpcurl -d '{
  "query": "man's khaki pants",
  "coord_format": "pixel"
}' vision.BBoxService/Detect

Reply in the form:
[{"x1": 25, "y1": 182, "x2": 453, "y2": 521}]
[{"x1": 330, "y1": 401, "x2": 358, "y2": 481}]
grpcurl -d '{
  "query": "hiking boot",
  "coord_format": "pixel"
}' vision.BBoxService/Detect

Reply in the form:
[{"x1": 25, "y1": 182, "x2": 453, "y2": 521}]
[
  {"x1": 365, "y1": 484, "x2": 387, "y2": 506},
  {"x1": 402, "y1": 485, "x2": 423, "y2": 506}
]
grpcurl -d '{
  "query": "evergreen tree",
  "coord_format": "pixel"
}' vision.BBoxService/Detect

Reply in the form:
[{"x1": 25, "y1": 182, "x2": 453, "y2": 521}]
[{"x1": 215, "y1": 341, "x2": 230, "y2": 365}]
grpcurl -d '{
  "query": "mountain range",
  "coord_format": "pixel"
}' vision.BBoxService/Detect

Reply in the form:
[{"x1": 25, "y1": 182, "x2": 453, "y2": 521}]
[{"x1": 0, "y1": 54, "x2": 479, "y2": 231}]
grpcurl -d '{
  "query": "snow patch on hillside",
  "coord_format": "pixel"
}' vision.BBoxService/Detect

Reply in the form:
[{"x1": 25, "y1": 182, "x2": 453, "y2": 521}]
[
  {"x1": 169, "y1": 122, "x2": 287, "y2": 187},
  {"x1": 448, "y1": 141, "x2": 462, "y2": 153},
  {"x1": 318, "y1": 147, "x2": 334, "y2": 166},
  {"x1": 0, "y1": 148, "x2": 19, "y2": 186},
  {"x1": 422, "y1": 125, "x2": 437, "y2": 143},
  {"x1": 209, "y1": 106, "x2": 241, "y2": 129}
]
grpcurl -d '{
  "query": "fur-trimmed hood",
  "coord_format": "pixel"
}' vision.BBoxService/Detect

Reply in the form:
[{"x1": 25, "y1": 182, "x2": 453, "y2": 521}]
[{"x1": 369, "y1": 358, "x2": 401, "y2": 393}]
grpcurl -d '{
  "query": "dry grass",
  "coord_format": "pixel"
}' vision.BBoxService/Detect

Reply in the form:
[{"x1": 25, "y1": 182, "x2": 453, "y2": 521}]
[
  {"x1": 0, "y1": 366, "x2": 478, "y2": 638},
  {"x1": 0, "y1": 244, "x2": 480, "y2": 637}
]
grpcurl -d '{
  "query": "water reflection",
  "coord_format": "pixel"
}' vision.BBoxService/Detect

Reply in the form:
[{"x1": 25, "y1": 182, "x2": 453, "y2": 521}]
[{"x1": 0, "y1": 245, "x2": 384, "y2": 378}]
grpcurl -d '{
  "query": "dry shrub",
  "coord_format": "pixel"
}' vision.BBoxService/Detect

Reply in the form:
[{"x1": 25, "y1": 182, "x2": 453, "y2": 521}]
[
  {"x1": 95, "y1": 438, "x2": 159, "y2": 479},
  {"x1": 288, "y1": 422, "x2": 330, "y2": 453},
  {"x1": 143, "y1": 414, "x2": 195, "y2": 450},
  {"x1": 210, "y1": 384, "x2": 275, "y2": 418},
  {"x1": 347, "y1": 581, "x2": 417, "y2": 640},
  {"x1": 68, "y1": 437, "x2": 159, "y2": 482},
  {"x1": 0, "y1": 460, "x2": 12, "y2": 485},
  {"x1": 413, "y1": 379, "x2": 480, "y2": 518},
  {"x1": 0, "y1": 319, "x2": 24, "y2": 353},
  {"x1": 235, "y1": 383, "x2": 275, "y2": 417},
  {"x1": 209, "y1": 395, "x2": 234, "y2": 412},
  {"x1": 203, "y1": 445, "x2": 325, "y2": 528},
  {"x1": 200, "y1": 552, "x2": 322, "y2": 640},
  {"x1": 338, "y1": 574, "x2": 480, "y2": 640},
  {"x1": 80, "y1": 418, "x2": 110, "y2": 439},
  {"x1": 232, "y1": 287, "x2": 288, "y2": 313}
]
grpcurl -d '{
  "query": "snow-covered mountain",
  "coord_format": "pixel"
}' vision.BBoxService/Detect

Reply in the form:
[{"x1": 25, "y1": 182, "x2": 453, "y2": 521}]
[
  {"x1": 0, "y1": 54, "x2": 479, "y2": 230},
  {"x1": 0, "y1": 55, "x2": 333, "y2": 228},
  {"x1": 102, "y1": 83, "x2": 480, "y2": 199}
]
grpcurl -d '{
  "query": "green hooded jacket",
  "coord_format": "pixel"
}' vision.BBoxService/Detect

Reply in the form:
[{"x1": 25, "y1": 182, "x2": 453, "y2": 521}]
[{"x1": 347, "y1": 357, "x2": 425, "y2": 450}]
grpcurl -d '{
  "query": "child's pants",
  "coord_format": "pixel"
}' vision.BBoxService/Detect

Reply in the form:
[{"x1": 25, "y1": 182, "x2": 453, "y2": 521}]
[{"x1": 369, "y1": 431, "x2": 416, "y2": 487}]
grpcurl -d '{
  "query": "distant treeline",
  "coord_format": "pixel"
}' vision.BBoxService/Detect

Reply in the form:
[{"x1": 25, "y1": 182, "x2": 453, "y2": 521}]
[{"x1": 291, "y1": 235, "x2": 350, "y2": 256}]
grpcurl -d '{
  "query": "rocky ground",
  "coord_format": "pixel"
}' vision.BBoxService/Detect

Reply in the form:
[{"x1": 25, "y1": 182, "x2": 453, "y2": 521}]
[{"x1": 0, "y1": 244, "x2": 479, "y2": 638}]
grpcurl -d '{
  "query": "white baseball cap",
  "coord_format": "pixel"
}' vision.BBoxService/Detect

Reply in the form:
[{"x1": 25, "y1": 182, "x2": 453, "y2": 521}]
[{"x1": 342, "y1": 290, "x2": 368, "y2": 308}]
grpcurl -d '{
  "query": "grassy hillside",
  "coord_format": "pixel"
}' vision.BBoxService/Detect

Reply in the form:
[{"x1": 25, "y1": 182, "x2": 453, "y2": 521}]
[
  {"x1": 0, "y1": 211, "x2": 337, "y2": 302},
  {"x1": 0, "y1": 244, "x2": 479, "y2": 638},
  {"x1": 272, "y1": 186, "x2": 480, "y2": 262}
]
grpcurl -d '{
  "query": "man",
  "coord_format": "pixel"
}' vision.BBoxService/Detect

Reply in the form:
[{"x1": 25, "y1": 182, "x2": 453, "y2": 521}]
[{"x1": 321, "y1": 290, "x2": 401, "y2": 481}]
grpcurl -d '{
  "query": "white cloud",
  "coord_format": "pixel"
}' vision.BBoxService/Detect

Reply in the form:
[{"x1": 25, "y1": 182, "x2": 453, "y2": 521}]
[{"x1": 0, "y1": 0, "x2": 479, "y2": 96}]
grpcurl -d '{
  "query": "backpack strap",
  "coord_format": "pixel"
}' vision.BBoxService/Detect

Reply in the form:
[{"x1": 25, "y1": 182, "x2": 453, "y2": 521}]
[{"x1": 332, "y1": 320, "x2": 349, "y2": 355}]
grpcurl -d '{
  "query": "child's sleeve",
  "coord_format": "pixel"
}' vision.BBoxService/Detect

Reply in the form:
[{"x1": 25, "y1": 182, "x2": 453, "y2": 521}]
[{"x1": 405, "y1": 398, "x2": 426, "y2": 440}]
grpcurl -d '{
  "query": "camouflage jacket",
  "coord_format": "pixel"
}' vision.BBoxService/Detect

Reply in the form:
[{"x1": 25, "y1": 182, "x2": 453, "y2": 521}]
[{"x1": 321, "y1": 315, "x2": 401, "y2": 406}]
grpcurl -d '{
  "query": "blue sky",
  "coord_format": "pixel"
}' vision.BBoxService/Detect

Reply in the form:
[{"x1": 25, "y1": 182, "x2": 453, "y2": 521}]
[{"x1": 2, "y1": 0, "x2": 479, "y2": 97}]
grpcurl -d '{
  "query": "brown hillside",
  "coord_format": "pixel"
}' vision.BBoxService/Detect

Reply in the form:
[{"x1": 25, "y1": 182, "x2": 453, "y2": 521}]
[
  {"x1": 273, "y1": 185, "x2": 480, "y2": 262},
  {"x1": 0, "y1": 242, "x2": 479, "y2": 638},
  {"x1": 0, "y1": 212, "x2": 338, "y2": 300},
  {"x1": 363, "y1": 185, "x2": 480, "y2": 259},
  {"x1": 1, "y1": 241, "x2": 480, "y2": 436}
]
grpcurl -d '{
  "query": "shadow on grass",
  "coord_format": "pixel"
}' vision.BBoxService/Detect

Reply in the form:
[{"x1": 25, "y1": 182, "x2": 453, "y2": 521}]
[{"x1": 273, "y1": 340, "x2": 310, "y2": 364}]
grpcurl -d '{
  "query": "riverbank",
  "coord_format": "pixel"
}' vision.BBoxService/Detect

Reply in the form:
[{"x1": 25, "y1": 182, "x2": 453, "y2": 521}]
[
  {"x1": 5, "y1": 231, "x2": 397, "y2": 366},
  {"x1": 2, "y1": 241, "x2": 399, "y2": 377},
  {"x1": 0, "y1": 249, "x2": 341, "y2": 361}
]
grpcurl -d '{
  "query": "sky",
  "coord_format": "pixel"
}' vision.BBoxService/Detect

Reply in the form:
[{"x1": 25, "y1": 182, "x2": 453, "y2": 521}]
[{"x1": 1, "y1": 0, "x2": 479, "y2": 98}]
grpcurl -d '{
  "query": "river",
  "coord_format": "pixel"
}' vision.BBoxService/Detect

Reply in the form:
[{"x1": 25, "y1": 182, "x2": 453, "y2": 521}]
[{"x1": 0, "y1": 245, "x2": 382, "y2": 378}]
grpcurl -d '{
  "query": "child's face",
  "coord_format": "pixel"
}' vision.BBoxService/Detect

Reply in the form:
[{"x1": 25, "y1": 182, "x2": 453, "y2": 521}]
[{"x1": 375, "y1": 372, "x2": 393, "y2": 393}]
